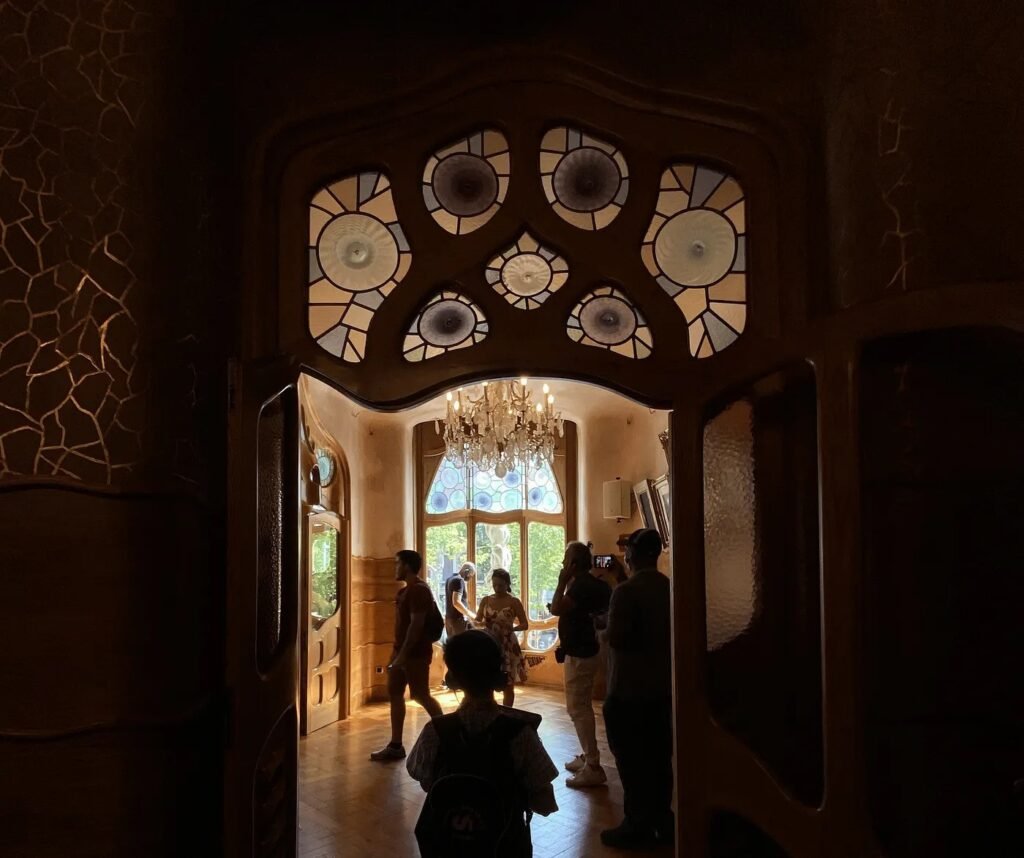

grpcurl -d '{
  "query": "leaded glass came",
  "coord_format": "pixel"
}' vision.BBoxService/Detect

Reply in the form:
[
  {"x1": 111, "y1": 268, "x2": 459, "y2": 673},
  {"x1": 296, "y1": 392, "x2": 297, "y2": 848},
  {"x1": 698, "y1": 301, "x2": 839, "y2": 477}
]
[{"x1": 424, "y1": 457, "x2": 562, "y2": 513}]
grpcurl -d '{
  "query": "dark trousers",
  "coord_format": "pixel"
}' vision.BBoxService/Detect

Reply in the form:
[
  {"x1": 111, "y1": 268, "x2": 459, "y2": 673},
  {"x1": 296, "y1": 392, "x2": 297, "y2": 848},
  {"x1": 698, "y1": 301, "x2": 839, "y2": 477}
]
[{"x1": 603, "y1": 694, "x2": 674, "y2": 834}]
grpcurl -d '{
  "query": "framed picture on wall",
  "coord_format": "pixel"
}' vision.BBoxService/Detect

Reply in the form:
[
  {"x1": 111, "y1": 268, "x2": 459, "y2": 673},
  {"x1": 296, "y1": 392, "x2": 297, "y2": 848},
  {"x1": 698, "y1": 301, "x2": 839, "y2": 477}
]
[
  {"x1": 652, "y1": 474, "x2": 671, "y2": 546},
  {"x1": 633, "y1": 480, "x2": 659, "y2": 534}
]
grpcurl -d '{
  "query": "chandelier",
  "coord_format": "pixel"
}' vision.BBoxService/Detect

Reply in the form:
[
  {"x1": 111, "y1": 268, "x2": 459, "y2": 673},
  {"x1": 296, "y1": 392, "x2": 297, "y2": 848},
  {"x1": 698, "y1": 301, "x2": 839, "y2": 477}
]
[{"x1": 439, "y1": 379, "x2": 563, "y2": 477}]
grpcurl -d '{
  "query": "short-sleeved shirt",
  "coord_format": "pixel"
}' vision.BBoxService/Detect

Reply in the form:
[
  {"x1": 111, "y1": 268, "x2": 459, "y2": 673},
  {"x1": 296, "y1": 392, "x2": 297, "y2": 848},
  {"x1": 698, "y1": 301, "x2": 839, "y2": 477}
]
[
  {"x1": 557, "y1": 572, "x2": 612, "y2": 658},
  {"x1": 395, "y1": 579, "x2": 436, "y2": 660},
  {"x1": 445, "y1": 575, "x2": 468, "y2": 623},
  {"x1": 606, "y1": 567, "x2": 671, "y2": 701},
  {"x1": 406, "y1": 701, "x2": 558, "y2": 815}
]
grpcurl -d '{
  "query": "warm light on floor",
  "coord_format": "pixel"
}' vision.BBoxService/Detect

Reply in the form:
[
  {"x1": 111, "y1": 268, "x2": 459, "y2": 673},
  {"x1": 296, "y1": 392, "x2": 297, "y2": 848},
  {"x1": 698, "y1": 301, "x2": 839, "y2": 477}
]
[{"x1": 298, "y1": 684, "x2": 673, "y2": 857}]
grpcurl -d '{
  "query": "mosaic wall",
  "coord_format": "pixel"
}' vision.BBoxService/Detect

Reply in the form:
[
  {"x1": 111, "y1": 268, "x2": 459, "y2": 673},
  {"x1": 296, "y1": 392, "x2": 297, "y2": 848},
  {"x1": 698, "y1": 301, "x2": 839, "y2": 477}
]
[{"x1": 0, "y1": 2, "x2": 216, "y2": 487}]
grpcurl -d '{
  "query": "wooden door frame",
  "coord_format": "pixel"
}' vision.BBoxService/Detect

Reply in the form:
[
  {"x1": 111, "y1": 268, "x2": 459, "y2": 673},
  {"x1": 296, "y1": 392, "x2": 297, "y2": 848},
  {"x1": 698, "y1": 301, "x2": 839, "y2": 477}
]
[
  {"x1": 231, "y1": 51, "x2": 1024, "y2": 858},
  {"x1": 297, "y1": 383, "x2": 353, "y2": 733}
]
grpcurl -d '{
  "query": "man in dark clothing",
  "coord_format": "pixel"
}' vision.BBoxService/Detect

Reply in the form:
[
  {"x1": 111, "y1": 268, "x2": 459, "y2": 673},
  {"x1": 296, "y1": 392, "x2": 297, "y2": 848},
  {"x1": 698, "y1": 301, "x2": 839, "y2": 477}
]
[
  {"x1": 370, "y1": 549, "x2": 444, "y2": 762},
  {"x1": 444, "y1": 562, "x2": 475, "y2": 639},
  {"x1": 601, "y1": 528, "x2": 674, "y2": 849},
  {"x1": 549, "y1": 541, "x2": 612, "y2": 788}
]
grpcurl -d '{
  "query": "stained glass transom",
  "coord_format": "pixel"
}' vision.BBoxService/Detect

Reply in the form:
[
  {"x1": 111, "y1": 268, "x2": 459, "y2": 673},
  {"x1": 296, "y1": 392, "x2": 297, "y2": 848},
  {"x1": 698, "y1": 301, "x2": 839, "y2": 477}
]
[
  {"x1": 526, "y1": 459, "x2": 563, "y2": 513},
  {"x1": 425, "y1": 457, "x2": 563, "y2": 514},
  {"x1": 403, "y1": 290, "x2": 488, "y2": 362},
  {"x1": 472, "y1": 465, "x2": 524, "y2": 512},
  {"x1": 423, "y1": 129, "x2": 510, "y2": 235},
  {"x1": 567, "y1": 285, "x2": 652, "y2": 359},
  {"x1": 308, "y1": 171, "x2": 411, "y2": 363},
  {"x1": 540, "y1": 127, "x2": 628, "y2": 230},
  {"x1": 427, "y1": 458, "x2": 469, "y2": 514},
  {"x1": 641, "y1": 163, "x2": 747, "y2": 358},
  {"x1": 485, "y1": 231, "x2": 569, "y2": 310}
]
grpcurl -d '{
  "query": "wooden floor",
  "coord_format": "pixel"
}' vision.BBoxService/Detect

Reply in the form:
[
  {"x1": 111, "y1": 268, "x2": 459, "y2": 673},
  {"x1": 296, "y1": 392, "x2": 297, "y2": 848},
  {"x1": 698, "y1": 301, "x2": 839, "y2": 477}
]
[{"x1": 298, "y1": 684, "x2": 673, "y2": 857}]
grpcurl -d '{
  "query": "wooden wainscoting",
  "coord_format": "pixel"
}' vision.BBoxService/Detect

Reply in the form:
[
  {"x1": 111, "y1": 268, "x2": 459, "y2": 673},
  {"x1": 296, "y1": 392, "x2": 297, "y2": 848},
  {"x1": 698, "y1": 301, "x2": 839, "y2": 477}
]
[{"x1": 350, "y1": 557, "x2": 399, "y2": 711}]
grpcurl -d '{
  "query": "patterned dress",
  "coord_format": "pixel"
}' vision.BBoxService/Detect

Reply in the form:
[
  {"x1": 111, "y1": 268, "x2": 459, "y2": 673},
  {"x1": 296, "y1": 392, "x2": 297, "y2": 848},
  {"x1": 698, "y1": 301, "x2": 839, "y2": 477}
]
[{"x1": 481, "y1": 602, "x2": 528, "y2": 684}]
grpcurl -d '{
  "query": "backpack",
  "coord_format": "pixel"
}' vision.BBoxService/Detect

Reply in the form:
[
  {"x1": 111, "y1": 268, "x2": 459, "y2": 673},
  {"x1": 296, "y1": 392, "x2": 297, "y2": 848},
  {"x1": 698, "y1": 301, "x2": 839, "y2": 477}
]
[
  {"x1": 424, "y1": 588, "x2": 445, "y2": 643},
  {"x1": 414, "y1": 713, "x2": 534, "y2": 858}
]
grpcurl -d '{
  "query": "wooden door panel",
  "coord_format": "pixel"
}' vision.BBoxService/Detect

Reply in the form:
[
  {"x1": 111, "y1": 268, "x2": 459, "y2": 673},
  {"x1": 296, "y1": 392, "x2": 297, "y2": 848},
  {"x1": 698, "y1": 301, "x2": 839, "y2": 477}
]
[
  {"x1": 225, "y1": 359, "x2": 300, "y2": 858},
  {"x1": 305, "y1": 511, "x2": 346, "y2": 734}
]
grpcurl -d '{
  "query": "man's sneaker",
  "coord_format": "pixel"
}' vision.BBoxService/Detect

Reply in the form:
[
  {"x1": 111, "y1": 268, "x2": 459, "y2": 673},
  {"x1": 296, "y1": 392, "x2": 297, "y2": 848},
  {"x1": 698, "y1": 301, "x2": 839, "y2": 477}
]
[
  {"x1": 564, "y1": 754, "x2": 586, "y2": 773},
  {"x1": 566, "y1": 763, "x2": 607, "y2": 788},
  {"x1": 600, "y1": 821, "x2": 658, "y2": 850},
  {"x1": 369, "y1": 742, "x2": 406, "y2": 762}
]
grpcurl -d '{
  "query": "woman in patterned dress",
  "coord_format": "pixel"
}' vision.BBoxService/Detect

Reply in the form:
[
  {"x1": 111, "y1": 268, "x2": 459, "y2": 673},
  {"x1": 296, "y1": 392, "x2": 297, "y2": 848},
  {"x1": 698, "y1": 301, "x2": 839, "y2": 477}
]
[{"x1": 475, "y1": 568, "x2": 529, "y2": 706}]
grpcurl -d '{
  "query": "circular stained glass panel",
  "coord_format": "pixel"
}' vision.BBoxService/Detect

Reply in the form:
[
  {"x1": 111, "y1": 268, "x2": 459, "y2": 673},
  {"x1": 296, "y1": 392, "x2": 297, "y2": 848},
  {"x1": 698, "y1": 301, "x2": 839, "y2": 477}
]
[
  {"x1": 315, "y1": 449, "x2": 335, "y2": 486},
  {"x1": 501, "y1": 253, "x2": 552, "y2": 297},
  {"x1": 654, "y1": 209, "x2": 737, "y2": 287},
  {"x1": 553, "y1": 147, "x2": 621, "y2": 213},
  {"x1": 419, "y1": 299, "x2": 477, "y2": 348},
  {"x1": 433, "y1": 153, "x2": 499, "y2": 218},
  {"x1": 317, "y1": 213, "x2": 400, "y2": 293},
  {"x1": 579, "y1": 294, "x2": 637, "y2": 346}
]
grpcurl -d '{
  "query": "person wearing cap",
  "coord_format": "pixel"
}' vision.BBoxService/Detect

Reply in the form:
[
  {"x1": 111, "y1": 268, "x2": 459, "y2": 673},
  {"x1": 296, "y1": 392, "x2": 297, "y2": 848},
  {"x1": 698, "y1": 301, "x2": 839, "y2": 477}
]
[{"x1": 600, "y1": 528, "x2": 674, "y2": 849}]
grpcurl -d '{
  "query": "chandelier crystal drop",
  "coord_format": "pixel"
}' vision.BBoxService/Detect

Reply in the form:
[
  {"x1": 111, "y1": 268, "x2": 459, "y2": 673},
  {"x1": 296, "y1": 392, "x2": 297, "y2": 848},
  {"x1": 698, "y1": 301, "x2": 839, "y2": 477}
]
[{"x1": 438, "y1": 379, "x2": 563, "y2": 477}]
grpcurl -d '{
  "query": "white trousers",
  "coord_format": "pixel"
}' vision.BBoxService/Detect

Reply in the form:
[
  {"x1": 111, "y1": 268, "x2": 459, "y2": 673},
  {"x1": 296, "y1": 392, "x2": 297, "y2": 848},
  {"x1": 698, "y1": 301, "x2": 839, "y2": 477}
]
[{"x1": 563, "y1": 654, "x2": 601, "y2": 766}]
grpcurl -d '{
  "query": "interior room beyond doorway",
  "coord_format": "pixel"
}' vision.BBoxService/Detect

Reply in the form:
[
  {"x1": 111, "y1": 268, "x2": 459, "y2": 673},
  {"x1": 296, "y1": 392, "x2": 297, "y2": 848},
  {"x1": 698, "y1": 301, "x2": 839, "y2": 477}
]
[{"x1": 297, "y1": 372, "x2": 672, "y2": 855}]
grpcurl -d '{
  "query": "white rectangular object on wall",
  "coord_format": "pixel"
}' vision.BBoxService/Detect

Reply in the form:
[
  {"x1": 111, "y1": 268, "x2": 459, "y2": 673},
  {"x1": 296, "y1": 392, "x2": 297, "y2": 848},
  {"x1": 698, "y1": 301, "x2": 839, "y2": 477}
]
[{"x1": 602, "y1": 479, "x2": 632, "y2": 519}]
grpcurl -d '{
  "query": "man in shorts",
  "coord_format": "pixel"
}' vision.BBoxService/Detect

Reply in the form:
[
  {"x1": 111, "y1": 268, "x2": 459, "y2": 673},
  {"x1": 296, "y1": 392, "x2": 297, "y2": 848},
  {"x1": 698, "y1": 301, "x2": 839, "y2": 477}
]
[{"x1": 370, "y1": 549, "x2": 444, "y2": 761}]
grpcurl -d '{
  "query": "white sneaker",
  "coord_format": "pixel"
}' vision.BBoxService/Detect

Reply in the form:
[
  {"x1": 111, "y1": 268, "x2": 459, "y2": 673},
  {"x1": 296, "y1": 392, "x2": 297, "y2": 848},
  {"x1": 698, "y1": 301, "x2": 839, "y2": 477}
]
[
  {"x1": 564, "y1": 754, "x2": 586, "y2": 773},
  {"x1": 566, "y1": 764, "x2": 607, "y2": 788}
]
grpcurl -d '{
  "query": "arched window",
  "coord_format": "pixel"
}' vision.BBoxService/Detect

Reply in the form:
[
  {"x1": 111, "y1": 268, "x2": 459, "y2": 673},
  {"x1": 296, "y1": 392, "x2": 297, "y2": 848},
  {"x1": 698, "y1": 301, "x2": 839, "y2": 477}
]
[{"x1": 416, "y1": 421, "x2": 577, "y2": 652}]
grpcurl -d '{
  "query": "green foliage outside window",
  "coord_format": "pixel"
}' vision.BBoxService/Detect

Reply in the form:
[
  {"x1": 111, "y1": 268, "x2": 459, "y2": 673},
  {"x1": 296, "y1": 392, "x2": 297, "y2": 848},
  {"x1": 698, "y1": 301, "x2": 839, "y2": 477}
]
[
  {"x1": 527, "y1": 522, "x2": 565, "y2": 621},
  {"x1": 425, "y1": 521, "x2": 468, "y2": 606},
  {"x1": 310, "y1": 525, "x2": 338, "y2": 627}
]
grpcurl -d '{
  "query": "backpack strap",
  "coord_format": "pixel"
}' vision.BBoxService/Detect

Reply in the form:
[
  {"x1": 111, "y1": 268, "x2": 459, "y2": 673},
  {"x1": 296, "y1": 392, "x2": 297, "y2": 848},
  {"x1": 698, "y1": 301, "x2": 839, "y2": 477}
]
[{"x1": 431, "y1": 713, "x2": 468, "y2": 778}]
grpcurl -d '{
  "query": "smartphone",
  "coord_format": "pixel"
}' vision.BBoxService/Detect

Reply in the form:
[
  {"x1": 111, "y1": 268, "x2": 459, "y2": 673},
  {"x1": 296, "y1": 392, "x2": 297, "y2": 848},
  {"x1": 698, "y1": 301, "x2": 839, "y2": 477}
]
[{"x1": 593, "y1": 554, "x2": 614, "y2": 569}]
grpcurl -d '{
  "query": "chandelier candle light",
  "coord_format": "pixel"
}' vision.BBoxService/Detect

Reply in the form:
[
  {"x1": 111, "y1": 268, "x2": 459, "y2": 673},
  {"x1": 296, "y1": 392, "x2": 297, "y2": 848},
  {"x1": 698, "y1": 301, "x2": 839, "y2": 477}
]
[{"x1": 438, "y1": 379, "x2": 563, "y2": 477}]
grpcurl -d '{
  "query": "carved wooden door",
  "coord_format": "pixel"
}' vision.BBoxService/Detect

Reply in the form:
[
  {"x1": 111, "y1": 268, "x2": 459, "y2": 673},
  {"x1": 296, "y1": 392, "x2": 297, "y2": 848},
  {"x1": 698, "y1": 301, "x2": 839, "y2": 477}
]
[
  {"x1": 302, "y1": 510, "x2": 347, "y2": 733},
  {"x1": 225, "y1": 358, "x2": 300, "y2": 857}
]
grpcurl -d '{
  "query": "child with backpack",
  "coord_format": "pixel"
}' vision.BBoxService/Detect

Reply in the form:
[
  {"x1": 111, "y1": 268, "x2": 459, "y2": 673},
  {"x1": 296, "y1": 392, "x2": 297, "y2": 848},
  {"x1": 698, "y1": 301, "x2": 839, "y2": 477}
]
[{"x1": 407, "y1": 630, "x2": 558, "y2": 857}]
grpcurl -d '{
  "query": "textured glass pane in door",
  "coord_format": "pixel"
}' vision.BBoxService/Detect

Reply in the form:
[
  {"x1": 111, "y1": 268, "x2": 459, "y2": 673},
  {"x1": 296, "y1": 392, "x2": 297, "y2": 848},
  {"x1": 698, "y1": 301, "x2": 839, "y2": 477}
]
[{"x1": 702, "y1": 365, "x2": 823, "y2": 806}]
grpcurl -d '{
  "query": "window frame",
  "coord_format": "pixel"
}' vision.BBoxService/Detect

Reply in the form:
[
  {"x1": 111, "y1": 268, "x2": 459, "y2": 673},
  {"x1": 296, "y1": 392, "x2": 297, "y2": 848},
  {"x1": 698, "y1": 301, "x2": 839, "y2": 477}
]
[{"x1": 416, "y1": 420, "x2": 577, "y2": 653}]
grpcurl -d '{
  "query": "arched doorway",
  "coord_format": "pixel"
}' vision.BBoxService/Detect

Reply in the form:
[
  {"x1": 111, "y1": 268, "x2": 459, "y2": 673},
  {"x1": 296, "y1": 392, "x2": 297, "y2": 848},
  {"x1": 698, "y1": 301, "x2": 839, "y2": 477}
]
[
  {"x1": 225, "y1": 56, "x2": 1024, "y2": 858},
  {"x1": 225, "y1": 59, "x2": 806, "y2": 857}
]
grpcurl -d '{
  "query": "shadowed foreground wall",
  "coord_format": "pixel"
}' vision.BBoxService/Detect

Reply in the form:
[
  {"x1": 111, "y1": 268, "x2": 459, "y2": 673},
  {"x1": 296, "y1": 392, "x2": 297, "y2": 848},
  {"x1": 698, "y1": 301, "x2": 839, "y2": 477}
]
[{"x1": 0, "y1": 3, "x2": 226, "y2": 855}]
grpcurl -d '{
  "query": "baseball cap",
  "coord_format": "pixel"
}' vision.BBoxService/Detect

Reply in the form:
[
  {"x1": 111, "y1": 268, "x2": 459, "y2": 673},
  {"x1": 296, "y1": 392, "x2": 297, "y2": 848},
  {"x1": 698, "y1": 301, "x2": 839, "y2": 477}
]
[{"x1": 626, "y1": 527, "x2": 663, "y2": 557}]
